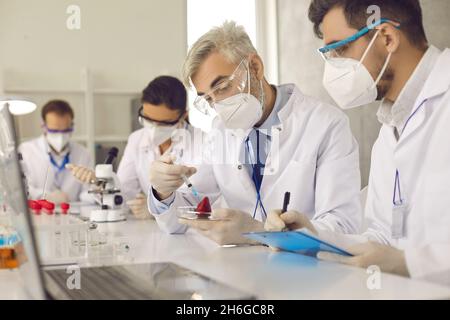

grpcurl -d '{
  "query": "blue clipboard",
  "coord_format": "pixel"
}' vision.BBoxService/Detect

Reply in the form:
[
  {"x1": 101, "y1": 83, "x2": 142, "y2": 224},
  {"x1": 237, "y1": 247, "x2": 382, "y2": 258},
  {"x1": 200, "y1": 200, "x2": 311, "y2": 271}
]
[{"x1": 243, "y1": 229, "x2": 353, "y2": 257}]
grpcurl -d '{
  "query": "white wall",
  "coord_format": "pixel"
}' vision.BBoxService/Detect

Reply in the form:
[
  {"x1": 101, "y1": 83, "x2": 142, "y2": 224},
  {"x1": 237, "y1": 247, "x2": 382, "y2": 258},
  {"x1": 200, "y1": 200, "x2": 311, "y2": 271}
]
[{"x1": 0, "y1": 0, "x2": 187, "y2": 158}]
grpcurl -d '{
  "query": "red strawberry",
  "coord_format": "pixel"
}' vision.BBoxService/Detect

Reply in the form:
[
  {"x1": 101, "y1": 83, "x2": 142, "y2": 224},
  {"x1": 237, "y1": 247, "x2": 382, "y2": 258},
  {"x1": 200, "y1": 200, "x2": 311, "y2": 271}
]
[{"x1": 196, "y1": 197, "x2": 212, "y2": 214}]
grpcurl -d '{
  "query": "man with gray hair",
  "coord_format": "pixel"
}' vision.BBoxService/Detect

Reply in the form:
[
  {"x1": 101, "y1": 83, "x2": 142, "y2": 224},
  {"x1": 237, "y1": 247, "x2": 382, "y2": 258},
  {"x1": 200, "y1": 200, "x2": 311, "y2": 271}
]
[{"x1": 147, "y1": 21, "x2": 362, "y2": 246}]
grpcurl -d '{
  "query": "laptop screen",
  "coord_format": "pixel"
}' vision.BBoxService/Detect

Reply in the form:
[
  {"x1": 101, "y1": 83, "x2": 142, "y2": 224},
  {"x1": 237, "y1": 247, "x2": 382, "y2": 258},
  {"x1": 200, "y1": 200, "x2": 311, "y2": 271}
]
[{"x1": 0, "y1": 105, "x2": 45, "y2": 299}]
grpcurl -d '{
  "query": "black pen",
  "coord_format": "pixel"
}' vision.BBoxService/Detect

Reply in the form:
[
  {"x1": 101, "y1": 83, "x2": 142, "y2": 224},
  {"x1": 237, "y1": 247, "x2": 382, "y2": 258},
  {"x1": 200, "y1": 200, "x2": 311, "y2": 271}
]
[
  {"x1": 281, "y1": 192, "x2": 290, "y2": 232},
  {"x1": 282, "y1": 192, "x2": 290, "y2": 213}
]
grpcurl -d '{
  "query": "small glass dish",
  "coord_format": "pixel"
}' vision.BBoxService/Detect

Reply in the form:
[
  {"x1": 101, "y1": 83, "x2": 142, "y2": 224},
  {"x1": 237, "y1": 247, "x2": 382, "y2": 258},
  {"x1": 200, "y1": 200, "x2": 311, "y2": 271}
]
[{"x1": 177, "y1": 206, "x2": 226, "y2": 221}]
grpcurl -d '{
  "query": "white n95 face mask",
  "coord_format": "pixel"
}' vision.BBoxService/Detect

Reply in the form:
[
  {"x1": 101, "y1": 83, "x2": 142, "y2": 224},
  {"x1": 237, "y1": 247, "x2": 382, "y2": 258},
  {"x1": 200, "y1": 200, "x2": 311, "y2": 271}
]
[
  {"x1": 213, "y1": 79, "x2": 265, "y2": 130},
  {"x1": 142, "y1": 120, "x2": 178, "y2": 146},
  {"x1": 322, "y1": 31, "x2": 392, "y2": 110},
  {"x1": 214, "y1": 93, "x2": 263, "y2": 130},
  {"x1": 46, "y1": 133, "x2": 70, "y2": 153}
]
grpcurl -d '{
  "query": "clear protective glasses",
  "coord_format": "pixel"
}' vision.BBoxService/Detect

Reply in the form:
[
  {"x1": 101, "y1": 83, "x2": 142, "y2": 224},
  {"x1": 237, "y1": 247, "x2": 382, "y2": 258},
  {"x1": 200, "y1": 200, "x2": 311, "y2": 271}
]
[
  {"x1": 317, "y1": 19, "x2": 400, "y2": 61},
  {"x1": 192, "y1": 58, "x2": 250, "y2": 116}
]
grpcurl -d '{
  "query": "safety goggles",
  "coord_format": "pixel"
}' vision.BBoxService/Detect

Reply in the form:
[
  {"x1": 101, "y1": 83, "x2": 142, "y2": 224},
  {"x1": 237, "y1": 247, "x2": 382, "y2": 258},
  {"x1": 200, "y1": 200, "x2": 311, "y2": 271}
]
[
  {"x1": 43, "y1": 125, "x2": 74, "y2": 134},
  {"x1": 317, "y1": 19, "x2": 400, "y2": 61},
  {"x1": 138, "y1": 106, "x2": 183, "y2": 127},
  {"x1": 192, "y1": 58, "x2": 250, "y2": 115}
]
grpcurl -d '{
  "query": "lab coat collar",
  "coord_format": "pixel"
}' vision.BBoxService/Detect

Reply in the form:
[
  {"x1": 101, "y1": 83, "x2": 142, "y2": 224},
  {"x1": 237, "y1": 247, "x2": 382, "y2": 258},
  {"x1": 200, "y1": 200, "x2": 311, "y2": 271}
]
[
  {"x1": 397, "y1": 47, "x2": 450, "y2": 144},
  {"x1": 377, "y1": 46, "x2": 441, "y2": 129},
  {"x1": 416, "y1": 47, "x2": 450, "y2": 103},
  {"x1": 38, "y1": 135, "x2": 47, "y2": 150},
  {"x1": 229, "y1": 84, "x2": 298, "y2": 148},
  {"x1": 230, "y1": 84, "x2": 300, "y2": 141},
  {"x1": 254, "y1": 83, "x2": 300, "y2": 136},
  {"x1": 277, "y1": 84, "x2": 300, "y2": 124},
  {"x1": 256, "y1": 85, "x2": 282, "y2": 136},
  {"x1": 138, "y1": 128, "x2": 153, "y2": 150}
]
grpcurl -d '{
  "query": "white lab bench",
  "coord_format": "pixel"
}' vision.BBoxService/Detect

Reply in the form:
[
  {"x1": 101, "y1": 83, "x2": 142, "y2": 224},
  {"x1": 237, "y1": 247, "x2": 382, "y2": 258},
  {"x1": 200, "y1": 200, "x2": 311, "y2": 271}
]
[{"x1": 1, "y1": 217, "x2": 450, "y2": 300}]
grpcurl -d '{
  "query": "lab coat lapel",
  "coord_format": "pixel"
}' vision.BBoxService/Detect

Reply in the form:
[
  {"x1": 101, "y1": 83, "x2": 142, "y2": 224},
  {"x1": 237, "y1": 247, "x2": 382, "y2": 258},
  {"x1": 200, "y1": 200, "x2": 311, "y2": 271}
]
[
  {"x1": 138, "y1": 129, "x2": 154, "y2": 154},
  {"x1": 381, "y1": 125, "x2": 398, "y2": 150},
  {"x1": 231, "y1": 130, "x2": 257, "y2": 192},
  {"x1": 37, "y1": 135, "x2": 56, "y2": 191},
  {"x1": 397, "y1": 100, "x2": 427, "y2": 144},
  {"x1": 261, "y1": 87, "x2": 298, "y2": 199},
  {"x1": 398, "y1": 49, "x2": 450, "y2": 145}
]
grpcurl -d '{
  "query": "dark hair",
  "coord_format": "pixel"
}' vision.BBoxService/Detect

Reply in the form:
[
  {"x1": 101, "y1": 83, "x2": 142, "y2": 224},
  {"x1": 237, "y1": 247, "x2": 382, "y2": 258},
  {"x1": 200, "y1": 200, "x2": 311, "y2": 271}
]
[
  {"x1": 141, "y1": 76, "x2": 187, "y2": 113},
  {"x1": 41, "y1": 100, "x2": 74, "y2": 122},
  {"x1": 308, "y1": 0, "x2": 428, "y2": 48}
]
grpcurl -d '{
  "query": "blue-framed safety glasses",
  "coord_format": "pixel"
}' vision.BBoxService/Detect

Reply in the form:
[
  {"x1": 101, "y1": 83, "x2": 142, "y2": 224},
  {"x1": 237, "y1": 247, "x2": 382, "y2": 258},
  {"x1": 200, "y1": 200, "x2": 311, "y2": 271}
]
[
  {"x1": 317, "y1": 18, "x2": 400, "y2": 60},
  {"x1": 43, "y1": 125, "x2": 74, "y2": 134}
]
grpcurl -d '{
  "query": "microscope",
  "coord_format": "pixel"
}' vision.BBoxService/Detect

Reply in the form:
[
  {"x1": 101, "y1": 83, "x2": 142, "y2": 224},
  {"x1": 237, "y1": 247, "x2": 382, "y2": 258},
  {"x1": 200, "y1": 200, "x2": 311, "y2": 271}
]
[{"x1": 88, "y1": 147, "x2": 126, "y2": 223}]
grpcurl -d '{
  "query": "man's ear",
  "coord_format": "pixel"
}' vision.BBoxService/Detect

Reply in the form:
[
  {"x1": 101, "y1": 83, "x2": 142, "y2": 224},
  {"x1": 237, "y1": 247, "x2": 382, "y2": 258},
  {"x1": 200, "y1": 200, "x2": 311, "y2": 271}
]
[
  {"x1": 248, "y1": 53, "x2": 265, "y2": 81},
  {"x1": 377, "y1": 23, "x2": 400, "y2": 54}
]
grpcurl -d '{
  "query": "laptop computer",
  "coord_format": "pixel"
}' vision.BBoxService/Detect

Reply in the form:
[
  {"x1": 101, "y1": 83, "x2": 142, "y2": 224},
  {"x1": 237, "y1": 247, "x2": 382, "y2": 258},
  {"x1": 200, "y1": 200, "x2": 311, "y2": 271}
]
[{"x1": 0, "y1": 105, "x2": 254, "y2": 300}]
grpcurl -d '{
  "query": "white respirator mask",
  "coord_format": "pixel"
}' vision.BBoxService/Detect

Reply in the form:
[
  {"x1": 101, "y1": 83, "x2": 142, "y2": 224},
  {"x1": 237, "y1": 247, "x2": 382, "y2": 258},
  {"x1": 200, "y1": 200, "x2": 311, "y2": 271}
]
[
  {"x1": 322, "y1": 30, "x2": 392, "y2": 109},
  {"x1": 140, "y1": 118, "x2": 179, "y2": 146},
  {"x1": 214, "y1": 65, "x2": 265, "y2": 130},
  {"x1": 46, "y1": 133, "x2": 71, "y2": 153},
  {"x1": 193, "y1": 59, "x2": 265, "y2": 131},
  {"x1": 213, "y1": 85, "x2": 264, "y2": 130}
]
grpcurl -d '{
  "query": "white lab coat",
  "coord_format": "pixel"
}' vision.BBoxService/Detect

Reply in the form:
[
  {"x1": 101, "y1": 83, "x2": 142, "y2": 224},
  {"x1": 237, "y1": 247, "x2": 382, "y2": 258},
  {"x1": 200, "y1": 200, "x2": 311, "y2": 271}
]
[
  {"x1": 363, "y1": 48, "x2": 450, "y2": 285},
  {"x1": 150, "y1": 84, "x2": 362, "y2": 235},
  {"x1": 117, "y1": 128, "x2": 157, "y2": 201},
  {"x1": 18, "y1": 135, "x2": 93, "y2": 202},
  {"x1": 118, "y1": 124, "x2": 217, "y2": 204}
]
